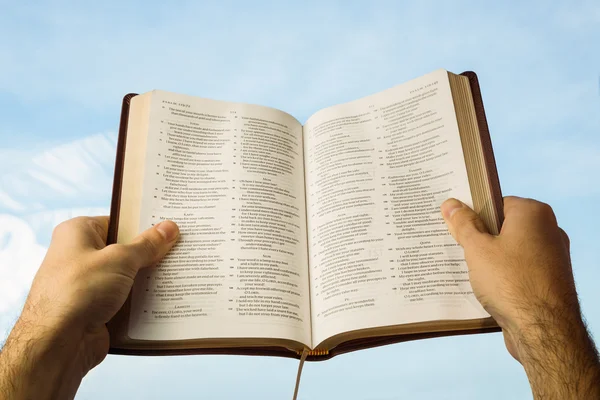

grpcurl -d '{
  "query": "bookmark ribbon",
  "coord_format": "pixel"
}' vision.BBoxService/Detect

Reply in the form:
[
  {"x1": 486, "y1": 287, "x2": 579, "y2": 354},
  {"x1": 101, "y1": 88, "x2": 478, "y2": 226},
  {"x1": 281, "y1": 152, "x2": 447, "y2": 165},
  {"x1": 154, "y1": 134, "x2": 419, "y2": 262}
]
[{"x1": 292, "y1": 348, "x2": 309, "y2": 400}]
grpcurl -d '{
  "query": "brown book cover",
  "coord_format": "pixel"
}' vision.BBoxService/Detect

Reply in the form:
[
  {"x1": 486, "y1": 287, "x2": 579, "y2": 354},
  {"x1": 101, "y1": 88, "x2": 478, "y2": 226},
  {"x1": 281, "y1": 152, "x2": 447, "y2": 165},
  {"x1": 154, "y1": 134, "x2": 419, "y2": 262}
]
[{"x1": 107, "y1": 71, "x2": 503, "y2": 360}]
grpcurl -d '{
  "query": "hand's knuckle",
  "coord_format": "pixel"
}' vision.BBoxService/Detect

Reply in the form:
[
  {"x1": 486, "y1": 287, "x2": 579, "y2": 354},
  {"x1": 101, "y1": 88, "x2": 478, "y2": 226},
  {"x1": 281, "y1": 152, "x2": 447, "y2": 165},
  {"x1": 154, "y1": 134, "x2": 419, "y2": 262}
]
[
  {"x1": 52, "y1": 218, "x2": 79, "y2": 237},
  {"x1": 71, "y1": 216, "x2": 92, "y2": 225},
  {"x1": 503, "y1": 195, "x2": 520, "y2": 203},
  {"x1": 51, "y1": 222, "x2": 67, "y2": 238},
  {"x1": 53, "y1": 219, "x2": 71, "y2": 234},
  {"x1": 503, "y1": 196, "x2": 523, "y2": 207},
  {"x1": 559, "y1": 227, "x2": 570, "y2": 243},
  {"x1": 530, "y1": 201, "x2": 555, "y2": 219},
  {"x1": 87, "y1": 218, "x2": 106, "y2": 237}
]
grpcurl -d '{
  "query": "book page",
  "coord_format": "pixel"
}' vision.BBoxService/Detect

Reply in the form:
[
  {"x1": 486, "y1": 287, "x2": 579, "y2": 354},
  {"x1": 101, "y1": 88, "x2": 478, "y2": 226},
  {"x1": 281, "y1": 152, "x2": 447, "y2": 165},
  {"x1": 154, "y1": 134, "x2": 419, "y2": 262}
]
[
  {"x1": 304, "y1": 70, "x2": 489, "y2": 346},
  {"x1": 127, "y1": 91, "x2": 311, "y2": 346}
]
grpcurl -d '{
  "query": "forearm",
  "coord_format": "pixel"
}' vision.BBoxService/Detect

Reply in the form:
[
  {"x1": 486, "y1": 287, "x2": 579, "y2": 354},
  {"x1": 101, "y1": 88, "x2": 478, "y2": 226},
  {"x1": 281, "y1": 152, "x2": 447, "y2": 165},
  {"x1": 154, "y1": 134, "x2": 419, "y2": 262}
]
[
  {"x1": 512, "y1": 305, "x2": 600, "y2": 399},
  {"x1": 0, "y1": 315, "x2": 84, "y2": 400}
]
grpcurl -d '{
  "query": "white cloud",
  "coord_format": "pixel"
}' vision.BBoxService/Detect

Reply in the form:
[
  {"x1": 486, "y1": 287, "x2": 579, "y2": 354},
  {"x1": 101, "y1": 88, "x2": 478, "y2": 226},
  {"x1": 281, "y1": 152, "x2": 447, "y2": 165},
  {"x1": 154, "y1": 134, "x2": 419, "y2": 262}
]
[
  {"x1": 24, "y1": 207, "x2": 110, "y2": 245},
  {"x1": 0, "y1": 132, "x2": 117, "y2": 214},
  {"x1": 0, "y1": 191, "x2": 25, "y2": 212},
  {"x1": 0, "y1": 214, "x2": 45, "y2": 315},
  {"x1": 30, "y1": 132, "x2": 116, "y2": 190}
]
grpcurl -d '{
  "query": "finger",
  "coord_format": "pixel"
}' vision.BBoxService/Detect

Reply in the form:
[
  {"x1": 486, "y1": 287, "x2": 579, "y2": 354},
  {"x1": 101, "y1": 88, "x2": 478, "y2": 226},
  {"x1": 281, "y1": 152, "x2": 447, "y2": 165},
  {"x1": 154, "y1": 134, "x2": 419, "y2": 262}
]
[
  {"x1": 125, "y1": 220, "x2": 180, "y2": 270},
  {"x1": 87, "y1": 216, "x2": 110, "y2": 249},
  {"x1": 500, "y1": 196, "x2": 529, "y2": 236},
  {"x1": 501, "y1": 196, "x2": 527, "y2": 218},
  {"x1": 501, "y1": 197, "x2": 557, "y2": 236},
  {"x1": 440, "y1": 198, "x2": 490, "y2": 248},
  {"x1": 52, "y1": 216, "x2": 110, "y2": 250},
  {"x1": 558, "y1": 227, "x2": 570, "y2": 252}
]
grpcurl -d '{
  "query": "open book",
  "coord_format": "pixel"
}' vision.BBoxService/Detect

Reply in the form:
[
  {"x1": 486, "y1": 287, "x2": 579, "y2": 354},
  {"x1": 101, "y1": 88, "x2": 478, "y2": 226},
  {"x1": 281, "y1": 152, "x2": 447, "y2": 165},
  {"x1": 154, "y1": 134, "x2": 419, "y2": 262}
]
[{"x1": 107, "y1": 69, "x2": 503, "y2": 360}]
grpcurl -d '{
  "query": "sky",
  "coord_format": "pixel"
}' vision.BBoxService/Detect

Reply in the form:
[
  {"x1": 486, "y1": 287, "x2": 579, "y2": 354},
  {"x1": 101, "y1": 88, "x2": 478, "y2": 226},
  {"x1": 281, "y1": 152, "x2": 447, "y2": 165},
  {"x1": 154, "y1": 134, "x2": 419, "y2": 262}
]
[{"x1": 0, "y1": 0, "x2": 599, "y2": 398}]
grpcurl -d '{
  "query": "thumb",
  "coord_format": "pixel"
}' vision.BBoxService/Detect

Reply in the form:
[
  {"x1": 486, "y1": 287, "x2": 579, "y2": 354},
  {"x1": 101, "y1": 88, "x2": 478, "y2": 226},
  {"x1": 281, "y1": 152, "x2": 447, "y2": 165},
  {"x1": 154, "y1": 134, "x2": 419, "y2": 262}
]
[
  {"x1": 126, "y1": 220, "x2": 180, "y2": 269},
  {"x1": 440, "y1": 198, "x2": 489, "y2": 248}
]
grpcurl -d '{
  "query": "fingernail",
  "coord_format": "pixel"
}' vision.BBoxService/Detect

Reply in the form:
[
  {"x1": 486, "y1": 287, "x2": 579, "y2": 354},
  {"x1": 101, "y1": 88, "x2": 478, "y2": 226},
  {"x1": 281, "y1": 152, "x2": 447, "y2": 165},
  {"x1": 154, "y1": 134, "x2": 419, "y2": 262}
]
[
  {"x1": 441, "y1": 198, "x2": 463, "y2": 219},
  {"x1": 155, "y1": 220, "x2": 179, "y2": 242}
]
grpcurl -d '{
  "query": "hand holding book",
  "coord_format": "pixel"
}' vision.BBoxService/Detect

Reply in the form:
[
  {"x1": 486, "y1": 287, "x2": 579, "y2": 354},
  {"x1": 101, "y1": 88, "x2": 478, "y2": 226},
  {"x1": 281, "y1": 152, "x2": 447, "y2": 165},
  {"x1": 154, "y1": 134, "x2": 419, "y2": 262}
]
[
  {"x1": 2, "y1": 197, "x2": 597, "y2": 400},
  {"x1": 440, "y1": 196, "x2": 599, "y2": 399}
]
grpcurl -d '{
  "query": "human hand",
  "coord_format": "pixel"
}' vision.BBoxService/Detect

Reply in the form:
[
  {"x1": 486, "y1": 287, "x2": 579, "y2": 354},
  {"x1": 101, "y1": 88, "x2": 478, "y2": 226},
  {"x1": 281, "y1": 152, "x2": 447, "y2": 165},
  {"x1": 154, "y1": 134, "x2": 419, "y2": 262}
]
[
  {"x1": 0, "y1": 216, "x2": 179, "y2": 400},
  {"x1": 441, "y1": 196, "x2": 600, "y2": 398},
  {"x1": 441, "y1": 196, "x2": 575, "y2": 356}
]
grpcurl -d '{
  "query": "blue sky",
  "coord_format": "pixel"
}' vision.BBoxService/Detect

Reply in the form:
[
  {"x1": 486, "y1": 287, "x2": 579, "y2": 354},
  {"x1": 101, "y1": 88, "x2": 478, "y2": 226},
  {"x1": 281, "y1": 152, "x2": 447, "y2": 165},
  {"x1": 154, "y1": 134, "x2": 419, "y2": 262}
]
[{"x1": 0, "y1": 0, "x2": 599, "y2": 398}]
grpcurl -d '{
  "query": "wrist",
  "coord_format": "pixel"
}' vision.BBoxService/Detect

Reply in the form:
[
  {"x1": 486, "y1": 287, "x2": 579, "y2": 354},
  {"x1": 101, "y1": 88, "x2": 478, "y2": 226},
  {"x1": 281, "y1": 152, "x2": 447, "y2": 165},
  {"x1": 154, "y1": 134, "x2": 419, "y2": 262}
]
[
  {"x1": 504, "y1": 299, "x2": 582, "y2": 358},
  {"x1": 504, "y1": 303, "x2": 600, "y2": 398},
  {"x1": 0, "y1": 307, "x2": 87, "y2": 399},
  {"x1": 499, "y1": 292, "x2": 582, "y2": 339}
]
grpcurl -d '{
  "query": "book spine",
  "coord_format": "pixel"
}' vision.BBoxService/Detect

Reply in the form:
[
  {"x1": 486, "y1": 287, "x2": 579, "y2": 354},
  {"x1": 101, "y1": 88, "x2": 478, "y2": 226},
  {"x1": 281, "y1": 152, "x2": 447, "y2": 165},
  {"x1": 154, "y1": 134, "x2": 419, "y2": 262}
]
[{"x1": 296, "y1": 349, "x2": 329, "y2": 356}]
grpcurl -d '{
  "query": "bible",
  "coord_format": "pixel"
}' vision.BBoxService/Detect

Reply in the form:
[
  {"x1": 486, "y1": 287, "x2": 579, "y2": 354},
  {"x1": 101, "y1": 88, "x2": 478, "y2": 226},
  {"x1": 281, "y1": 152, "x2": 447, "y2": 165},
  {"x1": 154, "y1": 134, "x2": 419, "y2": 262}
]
[{"x1": 107, "y1": 69, "x2": 503, "y2": 360}]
